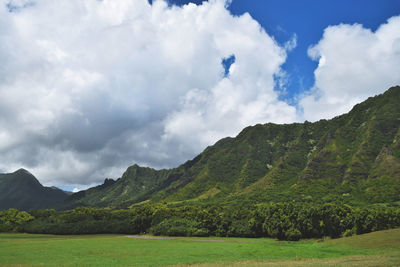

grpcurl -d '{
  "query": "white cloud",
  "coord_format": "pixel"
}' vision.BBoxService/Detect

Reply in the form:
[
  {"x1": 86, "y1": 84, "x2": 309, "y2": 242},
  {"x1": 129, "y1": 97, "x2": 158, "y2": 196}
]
[
  {"x1": 284, "y1": 33, "x2": 297, "y2": 52},
  {"x1": 0, "y1": 0, "x2": 296, "y2": 186},
  {"x1": 300, "y1": 16, "x2": 400, "y2": 121}
]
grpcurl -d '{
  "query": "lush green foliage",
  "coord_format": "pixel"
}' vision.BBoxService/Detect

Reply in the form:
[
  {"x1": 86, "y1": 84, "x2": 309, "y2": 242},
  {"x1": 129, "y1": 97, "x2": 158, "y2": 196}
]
[
  {"x1": 1, "y1": 87, "x2": 399, "y2": 211},
  {"x1": 0, "y1": 209, "x2": 34, "y2": 232},
  {"x1": 63, "y1": 86, "x2": 400, "y2": 209},
  {"x1": 1, "y1": 202, "x2": 399, "y2": 241},
  {"x1": 62, "y1": 165, "x2": 177, "y2": 209}
]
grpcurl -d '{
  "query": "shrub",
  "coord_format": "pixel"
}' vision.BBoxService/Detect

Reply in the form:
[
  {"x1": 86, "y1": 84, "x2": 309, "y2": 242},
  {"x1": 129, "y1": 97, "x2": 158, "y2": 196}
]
[
  {"x1": 285, "y1": 227, "x2": 302, "y2": 241},
  {"x1": 343, "y1": 228, "x2": 356, "y2": 237},
  {"x1": 151, "y1": 218, "x2": 209, "y2": 237}
]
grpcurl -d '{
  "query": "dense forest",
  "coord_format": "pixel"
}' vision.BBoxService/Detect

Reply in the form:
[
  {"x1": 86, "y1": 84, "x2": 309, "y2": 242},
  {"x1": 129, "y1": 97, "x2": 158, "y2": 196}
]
[{"x1": 2, "y1": 202, "x2": 400, "y2": 241}]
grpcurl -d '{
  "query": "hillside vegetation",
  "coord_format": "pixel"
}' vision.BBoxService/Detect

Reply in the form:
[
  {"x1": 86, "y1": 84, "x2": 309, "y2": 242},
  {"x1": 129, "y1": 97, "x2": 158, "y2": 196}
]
[
  {"x1": 65, "y1": 86, "x2": 400, "y2": 208},
  {"x1": 1, "y1": 86, "x2": 399, "y2": 211}
]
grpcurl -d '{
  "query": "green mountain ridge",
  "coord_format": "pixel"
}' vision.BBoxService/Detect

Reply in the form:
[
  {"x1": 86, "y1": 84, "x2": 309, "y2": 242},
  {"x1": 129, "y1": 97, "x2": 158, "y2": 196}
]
[
  {"x1": 63, "y1": 86, "x2": 400, "y2": 208},
  {"x1": 0, "y1": 169, "x2": 69, "y2": 210},
  {"x1": 2, "y1": 86, "x2": 400, "y2": 210}
]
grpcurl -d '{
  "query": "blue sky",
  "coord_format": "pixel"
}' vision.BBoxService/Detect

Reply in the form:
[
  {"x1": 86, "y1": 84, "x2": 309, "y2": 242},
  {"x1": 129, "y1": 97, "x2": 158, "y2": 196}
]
[
  {"x1": 170, "y1": 0, "x2": 400, "y2": 102},
  {"x1": 1, "y1": 0, "x2": 400, "y2": 189}
]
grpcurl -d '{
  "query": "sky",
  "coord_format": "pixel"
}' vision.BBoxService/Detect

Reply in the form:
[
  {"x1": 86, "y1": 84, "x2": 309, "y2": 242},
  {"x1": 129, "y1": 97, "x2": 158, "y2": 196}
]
[{"x1": 0, "y1": 0, "x2": 400, "y2": 191}]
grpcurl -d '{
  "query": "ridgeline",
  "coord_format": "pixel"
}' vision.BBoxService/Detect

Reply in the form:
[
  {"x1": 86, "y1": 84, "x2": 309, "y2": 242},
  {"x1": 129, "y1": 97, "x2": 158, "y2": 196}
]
[
  {"x1": 1, "y1": 86, "x2": 400, "y2": 210},
  {"x1": 64, "y1": 86, "x2": 400, "y2": 208}
]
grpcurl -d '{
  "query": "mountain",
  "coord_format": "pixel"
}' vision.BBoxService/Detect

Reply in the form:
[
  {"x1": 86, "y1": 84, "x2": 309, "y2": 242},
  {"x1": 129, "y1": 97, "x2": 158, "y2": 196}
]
[
  {"x1": 60, "y1": 164, "x2": 193, "y2": 209},
  {"x1": 0, "y1": 169, "x2": 70, "y2": 210},
  {"x1": 64, "y1": 86, "x2": 400, "y2": 208}
]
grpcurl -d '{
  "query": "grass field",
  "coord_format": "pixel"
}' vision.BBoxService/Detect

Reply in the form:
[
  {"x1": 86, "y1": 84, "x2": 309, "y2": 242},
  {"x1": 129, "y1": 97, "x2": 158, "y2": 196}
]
[{"x1": 0, "y1": 229, "x2": 399, "y2": 266}]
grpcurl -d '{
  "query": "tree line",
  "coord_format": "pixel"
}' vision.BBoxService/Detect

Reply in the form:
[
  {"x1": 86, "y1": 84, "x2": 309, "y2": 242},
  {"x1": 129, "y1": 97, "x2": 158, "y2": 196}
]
[{"x1": 1, "y1": 202, "x2": 400, "y2": 241}]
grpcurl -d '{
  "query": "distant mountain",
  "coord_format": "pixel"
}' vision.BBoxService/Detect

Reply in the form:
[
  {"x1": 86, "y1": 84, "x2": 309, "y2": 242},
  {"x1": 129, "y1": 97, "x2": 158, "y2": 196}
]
[
  {"x1": 64, "y1": 86, "x2": 400, "y2": 208},
  {"x1": 60, "y1": 165, "x2": 181, "y2": 209},
  {"x1": 0, "y1": 169, "x2": 69, "y2": 210}
]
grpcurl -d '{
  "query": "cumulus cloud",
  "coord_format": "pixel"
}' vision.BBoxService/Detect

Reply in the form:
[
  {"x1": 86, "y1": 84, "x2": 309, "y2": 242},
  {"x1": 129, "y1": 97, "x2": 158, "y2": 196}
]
[
  {"x1": 0, "y1": 0, "x2": 296, "y2": 187},
  {"x1": 300, "y1": 16, "x2": 400, "y2": 121}
]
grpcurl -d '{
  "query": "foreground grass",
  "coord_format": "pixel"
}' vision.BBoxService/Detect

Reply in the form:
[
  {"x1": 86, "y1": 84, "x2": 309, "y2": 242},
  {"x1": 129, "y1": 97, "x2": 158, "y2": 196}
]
[
  {"x1": 180, "y1": 228, "x2": 400, "y2": 266},
  {"x1": 0, "y1": 229, "x2": 399, "y2": 266},
  {"x1": 175, "y1": 255, "x2": 400, "y2": 267}
]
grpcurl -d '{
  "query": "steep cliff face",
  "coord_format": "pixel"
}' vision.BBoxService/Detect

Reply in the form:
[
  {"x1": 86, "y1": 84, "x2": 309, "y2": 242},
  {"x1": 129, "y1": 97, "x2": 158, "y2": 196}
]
[
  {"x1": 61, "y1": 86, "x2": 400, "y2": 208},
  {"x1": 147, "y1": 87, "x2": 399, "y2": 204}
]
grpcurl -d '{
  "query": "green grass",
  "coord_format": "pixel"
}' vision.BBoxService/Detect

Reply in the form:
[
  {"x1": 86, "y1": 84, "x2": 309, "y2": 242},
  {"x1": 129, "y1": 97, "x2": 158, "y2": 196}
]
[
  {"x1": 0, "y1": 231, "x2": 389, "y2": 267},
  {"x1": 325, "y1": 227, "x2": 400, "y2": 250}
]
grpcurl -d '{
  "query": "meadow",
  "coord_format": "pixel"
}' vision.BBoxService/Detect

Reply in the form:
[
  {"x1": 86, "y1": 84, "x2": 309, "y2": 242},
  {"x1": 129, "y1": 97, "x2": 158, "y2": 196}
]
[{"x1": 1, "y1": 228, "x2": 399, "y2": 266}]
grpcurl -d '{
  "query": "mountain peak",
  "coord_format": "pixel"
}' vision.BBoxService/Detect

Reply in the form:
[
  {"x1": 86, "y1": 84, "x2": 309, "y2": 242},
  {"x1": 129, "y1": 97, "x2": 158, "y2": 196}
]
[
  {"x1": 0, "y1": 168, "x2": 69, "y2": 210},
  {"x1": 14, "y1": 168, "x2": 33, "y2": 176}
]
